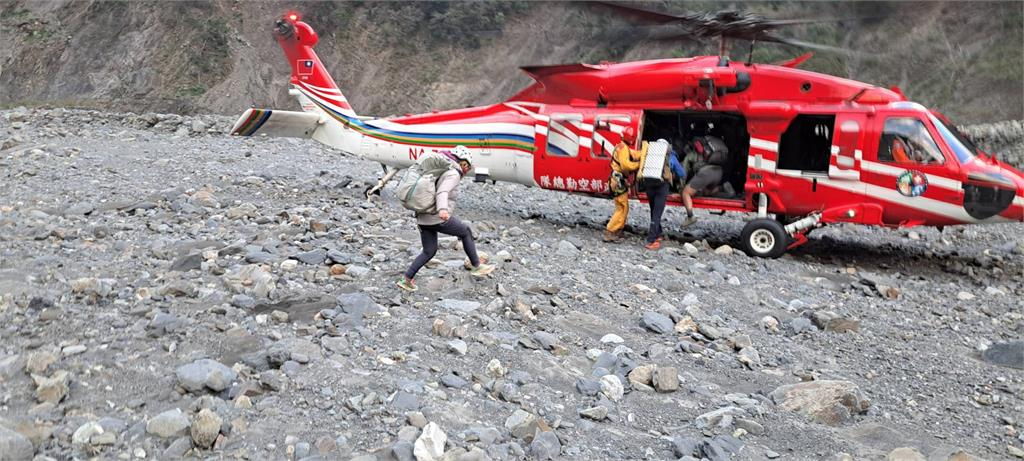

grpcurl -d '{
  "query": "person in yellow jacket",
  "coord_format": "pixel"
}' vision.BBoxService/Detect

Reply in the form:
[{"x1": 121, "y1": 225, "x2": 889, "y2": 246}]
[{"x1": 604, "y1": 127, "x2": 647, "y2": 242}]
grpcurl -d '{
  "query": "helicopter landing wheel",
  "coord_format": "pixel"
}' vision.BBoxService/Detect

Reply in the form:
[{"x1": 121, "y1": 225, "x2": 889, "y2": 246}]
[{"x1": 740, "y1": 218, "x2": 789, "y2": 259}]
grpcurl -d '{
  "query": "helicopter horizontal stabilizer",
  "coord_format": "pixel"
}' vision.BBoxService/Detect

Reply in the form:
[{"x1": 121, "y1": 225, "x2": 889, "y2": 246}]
[{"x1": 230, "y1": 108, "x2": 322, "y2": 139}]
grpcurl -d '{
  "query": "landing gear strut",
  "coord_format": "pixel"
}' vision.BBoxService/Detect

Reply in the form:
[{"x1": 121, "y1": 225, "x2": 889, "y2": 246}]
[{"x1": 364, "y1": 165, "x2": 399, "y2": 200}]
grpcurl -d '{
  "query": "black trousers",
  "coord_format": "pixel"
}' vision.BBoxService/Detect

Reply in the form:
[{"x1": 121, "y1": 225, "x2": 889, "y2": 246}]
[
  {"x1": 404, "y1": 217, "x2": 479, "y2": 279},
  {"x1": 644, "y1": 182, "x2": 670, "y2": 244}
]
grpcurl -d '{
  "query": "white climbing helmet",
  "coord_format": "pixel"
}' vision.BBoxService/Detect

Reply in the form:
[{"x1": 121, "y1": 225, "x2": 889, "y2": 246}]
[{"x1": 450, "y1": 145, "x2": 473, "y2": 166}]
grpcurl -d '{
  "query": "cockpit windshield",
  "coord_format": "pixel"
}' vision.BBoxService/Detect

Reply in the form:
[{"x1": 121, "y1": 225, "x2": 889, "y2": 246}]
[{"x1": 929, "y1": 114, "x2": 977, "y2": 164}]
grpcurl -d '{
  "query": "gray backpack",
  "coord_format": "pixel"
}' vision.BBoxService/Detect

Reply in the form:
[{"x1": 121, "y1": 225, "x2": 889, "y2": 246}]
[{"x1": 395, "y1": 153, "x2": 456, "y2": 213}]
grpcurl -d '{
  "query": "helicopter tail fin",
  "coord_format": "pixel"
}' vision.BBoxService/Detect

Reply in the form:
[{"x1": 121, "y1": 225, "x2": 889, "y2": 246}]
[{"x1": 275, "y1": 13, "x2": 357, "y2": 118}]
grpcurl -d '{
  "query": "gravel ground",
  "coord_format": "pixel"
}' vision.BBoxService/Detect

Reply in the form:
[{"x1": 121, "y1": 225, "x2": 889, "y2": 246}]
[{"x1": 1, "y1": 108, "x2": 1022, "y2": 461}]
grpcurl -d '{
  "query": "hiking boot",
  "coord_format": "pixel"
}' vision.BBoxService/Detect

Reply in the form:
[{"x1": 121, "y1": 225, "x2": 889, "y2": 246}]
[
  {"x1": 603, "y1": 230, "x2": 620, "y2": 242},
  {"x1": 469, "y1": 263, "x2": 496, "y2": 277},
  {"x1": 681, "y1": 216, "x2": 698, "y2": 228},
  {"x1": 395, "y1": 278, "x2": 417, "y2": 292},
  {"x1": 464, "y1": 255, "x2": 489, "y2": 270},
  {"x1": 644, "y1": 240, "x2": 661, "y2": 251}
]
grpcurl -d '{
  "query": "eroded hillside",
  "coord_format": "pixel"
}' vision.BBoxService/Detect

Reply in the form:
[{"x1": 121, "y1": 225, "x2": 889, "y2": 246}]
[{"x1": 0, "y1": 1, "x2": 1021, "y2": 123}]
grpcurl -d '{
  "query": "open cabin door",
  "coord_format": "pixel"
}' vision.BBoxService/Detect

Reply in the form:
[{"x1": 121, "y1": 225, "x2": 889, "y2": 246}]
[
  {"x1": 534, "y1": 112, "x2": 636, "y2": 195},
  {"x1": 829, "y1": 113, "x2": 866, "y2": 181}
]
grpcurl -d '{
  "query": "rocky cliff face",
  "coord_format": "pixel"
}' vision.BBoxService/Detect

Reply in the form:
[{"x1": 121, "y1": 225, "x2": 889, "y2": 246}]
[{"x1": 1, "y1": 1, "x2": 1022, "y2": 123}]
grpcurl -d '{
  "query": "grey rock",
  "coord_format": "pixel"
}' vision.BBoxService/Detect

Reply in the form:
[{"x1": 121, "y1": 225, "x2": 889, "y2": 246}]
[
  {"x1": 447, "y1": 339, "x2": 469, "y2": 356},
  {"x1": 441, "y1": 373, "x2": 468, "y2": 389},
  {"x1": 326, "y1": 249, "x2": 352, "y2": 265},
  {"x1": 345, "y1": 265, "x2": 371, "y2": 278},
  {"x1": 438, "y1": 299, "x2": 481, "y2": 313},
  {"x1": 981, "y1": 341, "x2": 1023, "y2": 369},
  {"x1": 640, "y1": 311, "x2": 674, "y2": 334},
  {"x1": 231, "y1": 294, "x2": 256, "y2": 309},
  {"x1": 529, "y1": 431, "x2": 560, "y2": 460},
  {"x1": 504, "y1": 410, "x2": 539, "y2": 441},
  {"x1": 532, "y1": 331, "x2": 558, "y2": 350},
  {"x1": 0, "y1": 425, "x2": 34, "y2": 461},
  {"x1": 575, "y1": 378, "x2": 601, "y2": 396},
  {"x1": 295, "y1": 249, "x2": 327, "y2": 265},
  {"x1": 555, "y1": 240, "x2": 579, "y2": 257},
  {"x1": 338, "y1": 292, "x2": 379, "y2": 316},
  {"x1": 190, "y1": 408, "x2": 222, "y2": 448},
  {"x1": 391, "y1": 440, "x2": 415, "y2": 461},
  {"x1": 672, "y1": 436, "x2": 701, "y2": 458},
  {"x1": 169, "y1": 252, "x2": 203, "y2": 272},
  {"x1": 785, "y1": 317, "x2": 818, "y2": 336},
  {"x1": 770, "y1": 380, "x2": 870, "y2": 426},
  {"x1": 176, "y1": 359, "x2": 237, "y2": 393},
  {"x1": 163, "y1": 437, "x2": 193, "y2": 459},
  {"x1": 652, "y1": 367, "x2": 679, "y2": 392},
  {"x1": 579, "y1": 405, "x2": 609, "y2": 421},
  {"x1": 147, "y1": 408, "x2": 191, "y2": 438},
  {"x1": 391, "y1": 391, "x2": 420, "y2": 411}
]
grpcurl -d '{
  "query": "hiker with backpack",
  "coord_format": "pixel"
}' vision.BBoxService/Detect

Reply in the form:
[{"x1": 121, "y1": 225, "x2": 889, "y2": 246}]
[
  {"x1": 636, "y1": 139, "x2": 681, "y2": 250},
  {"x1": 395, "y1": 145, "x2": 496, "y2": 292}
]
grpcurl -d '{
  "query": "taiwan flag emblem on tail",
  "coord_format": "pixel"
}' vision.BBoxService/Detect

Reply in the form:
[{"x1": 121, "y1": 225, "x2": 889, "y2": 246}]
[{"x1": 298, "y1": 59, "x2": 314, "y2": 76}]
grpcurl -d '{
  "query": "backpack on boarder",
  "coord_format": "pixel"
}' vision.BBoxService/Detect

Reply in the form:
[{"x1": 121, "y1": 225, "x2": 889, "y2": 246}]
[
  {"x1": 693, "y1": 136, "x2": 729, "y2": 167},
  {"x1": 637, "y1": 139, "x2": 671, "y2": 189},
  {"x1": 395, "y1": 153, "x2": 457, "y2": 214}
]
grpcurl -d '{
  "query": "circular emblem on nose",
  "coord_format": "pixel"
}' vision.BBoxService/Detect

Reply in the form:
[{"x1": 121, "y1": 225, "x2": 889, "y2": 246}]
[{"x1": 897, "y1": 170, "x2": 928, "y2": 197}]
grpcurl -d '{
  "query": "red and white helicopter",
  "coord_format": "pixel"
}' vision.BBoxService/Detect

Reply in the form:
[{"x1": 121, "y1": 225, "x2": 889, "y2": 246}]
[{"x1": 231, "y1": 10, "x2": 1024, "y2": 258}]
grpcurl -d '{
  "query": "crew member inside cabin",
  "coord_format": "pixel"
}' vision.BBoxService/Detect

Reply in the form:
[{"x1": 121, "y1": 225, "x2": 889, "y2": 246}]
[
  {"x1": 603, "y1": 127, "x2": 646, "y2": 242},
  {"x1": 681, "y1": 134, "x2": 730, "y2": 227}
]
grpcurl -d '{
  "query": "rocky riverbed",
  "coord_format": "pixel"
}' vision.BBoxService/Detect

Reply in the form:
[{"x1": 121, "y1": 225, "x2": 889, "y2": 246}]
[{"x1": 1, "y1": 108, "x2": 1022, "y2": 461}]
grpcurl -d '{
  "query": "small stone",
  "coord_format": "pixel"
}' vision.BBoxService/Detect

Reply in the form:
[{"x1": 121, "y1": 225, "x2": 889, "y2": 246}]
[
  {"x1": 714, "y1": 245, "x2": 733, "y2": 255},
  {"x1": 72, "y1": 421, "x2": 104, "y2": 447},
  {"x1": 674, "y1": 316, "x2": 698, "y2": 334},
  {"x1": 176, "y1": 359, "x2": 237, "y2": 393},
  {"x1": 407, "y1": 412, "x2": 428, "y2": 428},
  {"x1": 600, "y1": 334, "x2": 624, "y2": 344},
  {"x1": 147, "y1": 409, "x2": 191, "y2": 438},
  {"x1": 190, "y1": 409, "x2": 222, "y2": 449},
  {"x1": 295, "y1": 249, "x2": 327, "y2": 265},
  {"x1": 163, "y1": 437, "x2": 192, "y2": 458},
  {"x1": 956, "y1": 291, "x2": 975, "y2": 301},
  {"x1": 981, "y1": 341, "x2": 1024, "y2": 370},
  {"x1": 600, "y1": 374, "x2": 624, "y2": 401},
  {"x1": 530, "y1": 431, "x2": 561, "y2": 460},
  {"x1": 32, "y1": 370, "x2": 70, "y2": 404},
  {"x1": 25, "y1": 350, "x2": 57, "y2": 374},
  {"x1": 413, "y1": 422, "x2": 446, "y2": 461},
  {"x1": 447, "y1": 339, "x2": 468, "y2": 356},
  {"x1": 330, "y1": 264, "x2": 347, "y2": 276},
  {"x1": 627, "y1": 365, "x2": 655, "y2": 387},
  {"x1": 579, "y1": 405, "x2": 609, "y2": 421},
  {"x1": 652, "y1": 367, "x2": 679, "y2": 392},
  {"x1": 280, "y1": 260, "x2": 298, "y2": 271},
  {"x1": 735, "y1": 418, "x2": 764, "y2": 435},
  {"x1": 504, "y1": 410, "x2": 539, "y2": 441},
  {"x1": 640, "y1": 311, "x2": 674, "y2": 334},
  {"x1": 761, "y1": 316, "x2": 780, "y2": 333},
  {"x1": 486, "y1": 359, "x2": 506, "y2": 378}
]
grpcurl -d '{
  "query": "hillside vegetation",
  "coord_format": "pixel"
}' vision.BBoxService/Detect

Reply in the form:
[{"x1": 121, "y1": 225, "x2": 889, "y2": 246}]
[{"x1": 0, "y1": 1, "x2": 1021, "y2": 123}]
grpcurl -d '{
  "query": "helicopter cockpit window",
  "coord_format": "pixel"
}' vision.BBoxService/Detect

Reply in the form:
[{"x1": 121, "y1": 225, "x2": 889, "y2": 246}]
[
  {"x1": 877, "y1": 117, "x2": 945, "y2": 165},
  {"x1": 546, "y1": 114, "x2": 582, "y2": 157}
]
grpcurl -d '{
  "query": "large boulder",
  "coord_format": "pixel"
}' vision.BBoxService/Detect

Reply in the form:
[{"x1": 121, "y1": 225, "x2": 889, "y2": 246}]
[{"x1": 770, "y1": 380, "x2": 870, "y2": 426}]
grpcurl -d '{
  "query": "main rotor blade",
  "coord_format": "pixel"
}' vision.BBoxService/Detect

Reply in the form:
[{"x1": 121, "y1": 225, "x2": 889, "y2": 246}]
[
  {"x1": 586, "y1": 1, "x2": 702, "y2": 26},
  {"x1": 758, "y1": 33, "x2": 867, "y2": 57}
]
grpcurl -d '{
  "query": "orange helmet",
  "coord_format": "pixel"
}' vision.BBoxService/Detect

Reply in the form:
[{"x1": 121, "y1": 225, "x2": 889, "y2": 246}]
[{"x1": 622, "y1": 127, "x2": 636, "y2": 144}]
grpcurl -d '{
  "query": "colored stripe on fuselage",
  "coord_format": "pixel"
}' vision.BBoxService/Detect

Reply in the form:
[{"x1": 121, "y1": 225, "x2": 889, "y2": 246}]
[{"x1": 297, "y1": 87, "x2": 536, "y2": 152}]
